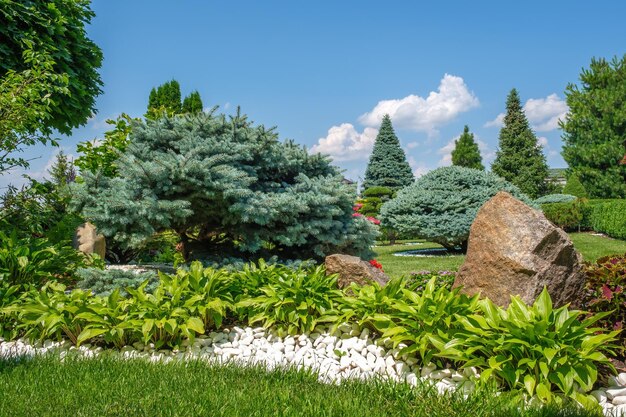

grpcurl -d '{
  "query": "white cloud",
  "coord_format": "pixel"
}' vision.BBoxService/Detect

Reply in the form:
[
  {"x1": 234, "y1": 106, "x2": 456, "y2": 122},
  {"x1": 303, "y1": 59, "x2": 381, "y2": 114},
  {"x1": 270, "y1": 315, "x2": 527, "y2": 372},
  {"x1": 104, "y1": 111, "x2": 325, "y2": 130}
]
[
  {"x1": 358, "y1": 74, "x2": 479, "y2": 134},
  {"x1": 484, "y1": 113, "x2": 504, "y2": 128},
  {"x1": 408, "y1": 156, "x2": 430, "y2": 178},
  {"x1": 524, "y1": 94, "x2": 568, "y2": 132},
  {"x1": 310, "y1": 123, "x2": 378, "y2": 162},
  {"x1": 437, "y1": 139, "x2": 456, "y2": 166},
  {"x1": 537, "y1": 136, "x2": 549, "y2": 148},
  {"x1": 484, "y1": 94, "x2": 568, "y2": 132}
]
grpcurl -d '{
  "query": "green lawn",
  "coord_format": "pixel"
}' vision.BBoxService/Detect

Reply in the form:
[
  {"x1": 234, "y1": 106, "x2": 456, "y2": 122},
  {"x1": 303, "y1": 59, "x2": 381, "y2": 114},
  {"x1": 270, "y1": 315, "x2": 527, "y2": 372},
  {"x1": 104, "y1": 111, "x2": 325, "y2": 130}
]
[
  {"x1": 376, "y1": 233, "x2": 626, "y2": 279},
  {"x1": 0, "y1": 355, "x2": 600, "y2": 417}
]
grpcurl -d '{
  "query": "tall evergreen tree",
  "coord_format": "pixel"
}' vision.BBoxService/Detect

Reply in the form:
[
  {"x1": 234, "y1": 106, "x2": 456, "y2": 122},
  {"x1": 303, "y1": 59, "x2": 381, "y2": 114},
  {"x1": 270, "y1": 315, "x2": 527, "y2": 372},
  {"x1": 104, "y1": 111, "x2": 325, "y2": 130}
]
[
  {"x1": 451, "y1": 125, "x2": 484, "y2": 170},
  {"x1": 491, "y1": 89, "x2": 549, "y2": 199},
  {"x1": 363, "y1": 114, "x2": 414, "y2": 192},
  {"x1": 182, "y1": 91, "x2": 204, "y2": 114},
  {"x1": 561, "y1": 55, "x2": 626, "y2": 198}
]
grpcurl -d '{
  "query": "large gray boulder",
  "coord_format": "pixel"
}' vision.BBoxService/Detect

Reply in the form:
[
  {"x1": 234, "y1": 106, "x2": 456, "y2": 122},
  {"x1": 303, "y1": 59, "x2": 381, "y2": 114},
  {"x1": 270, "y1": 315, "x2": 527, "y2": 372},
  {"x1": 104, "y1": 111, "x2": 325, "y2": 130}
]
[
  {"x1": 325, "y1": 254, "x2": 390, "y2": 288},
  {"x1": 453, "y1": 191, "x2": 585, "y2": 307}
]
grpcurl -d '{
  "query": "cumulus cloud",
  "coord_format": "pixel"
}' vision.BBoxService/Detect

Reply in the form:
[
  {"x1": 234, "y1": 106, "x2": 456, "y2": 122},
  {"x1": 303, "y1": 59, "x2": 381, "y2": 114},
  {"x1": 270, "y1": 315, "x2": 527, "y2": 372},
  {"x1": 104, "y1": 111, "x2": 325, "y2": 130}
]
[
  {"x1": 484, "y1": 113, "x2": 504, "y2": 128},
  {"x1": 310, "y1": 123, "x2": 378, "y2": 162},
  {"x1": 524, "y1": 94, "x2": 568, "y2": 131},
  {"x1": 407, "y1": 156, "x2": 430, "y2": 178},
  {"x1": 437, "y1": 140, "x2": 457, "y2": 166},
  {"x1": 358, "y1": 74, "x2": 479, "y2": 134},
  {"x1": 537, "y1": 136, "x2": 549, "y2": 148},
  {"x1": 484, "y1": 93, "x2": 568, "y2": 132}
]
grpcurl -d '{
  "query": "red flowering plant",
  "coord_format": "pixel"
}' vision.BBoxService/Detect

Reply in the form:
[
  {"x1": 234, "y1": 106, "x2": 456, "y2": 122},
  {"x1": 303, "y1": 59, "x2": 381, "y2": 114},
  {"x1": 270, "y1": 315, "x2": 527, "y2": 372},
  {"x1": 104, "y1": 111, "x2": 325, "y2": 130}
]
[
  {"x1": 352, "y1": 203, "x2": 381, "y2": 225},
  {"x1": 583, "y1": 253, "x2": 626, "y2": 337},
  {"x1": 369, "y1": 259, "x2": 383, "y2": 271}
]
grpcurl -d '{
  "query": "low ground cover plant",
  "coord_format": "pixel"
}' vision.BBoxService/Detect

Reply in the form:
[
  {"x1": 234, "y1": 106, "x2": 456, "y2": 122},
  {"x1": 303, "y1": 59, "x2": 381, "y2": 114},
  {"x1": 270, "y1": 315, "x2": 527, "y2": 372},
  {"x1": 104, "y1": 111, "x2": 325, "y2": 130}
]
[{"x1": 75, "y1": 267, "x2": 159, "y2": 296}]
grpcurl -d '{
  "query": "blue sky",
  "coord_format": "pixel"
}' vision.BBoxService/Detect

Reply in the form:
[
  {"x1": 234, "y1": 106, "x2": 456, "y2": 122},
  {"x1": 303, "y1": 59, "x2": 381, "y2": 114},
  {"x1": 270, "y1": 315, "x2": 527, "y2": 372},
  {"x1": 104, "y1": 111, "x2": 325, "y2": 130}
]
[{"x1": 4, "y1": 0, "x2": 626, "y2": 188}]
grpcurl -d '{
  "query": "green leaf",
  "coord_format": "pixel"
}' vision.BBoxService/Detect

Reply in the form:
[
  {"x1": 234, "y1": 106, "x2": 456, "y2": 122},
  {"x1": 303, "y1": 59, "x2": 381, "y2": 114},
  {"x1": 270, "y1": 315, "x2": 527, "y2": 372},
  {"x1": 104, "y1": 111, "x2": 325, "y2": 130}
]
[
  {"x1": 186, "y1": 317, "x2": 205, "y2": 334},
  {"x1": 76, "y1": 328, "x2": 107, "y2": 346}
]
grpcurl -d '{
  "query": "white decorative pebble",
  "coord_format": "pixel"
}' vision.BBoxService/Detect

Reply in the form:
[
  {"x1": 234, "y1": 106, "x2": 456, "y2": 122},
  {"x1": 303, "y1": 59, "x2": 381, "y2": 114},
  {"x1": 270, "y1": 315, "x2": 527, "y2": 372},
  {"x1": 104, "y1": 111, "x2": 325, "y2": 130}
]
[
  {"x1": 607, "y1": 388, "x2": 626, "y2": 400},
  {"x1": 592, "y1": 390, "x2": 608, "y2": 404},
  {"x1": 613, "y1": 396, "x2": 626, "y2": 406}
]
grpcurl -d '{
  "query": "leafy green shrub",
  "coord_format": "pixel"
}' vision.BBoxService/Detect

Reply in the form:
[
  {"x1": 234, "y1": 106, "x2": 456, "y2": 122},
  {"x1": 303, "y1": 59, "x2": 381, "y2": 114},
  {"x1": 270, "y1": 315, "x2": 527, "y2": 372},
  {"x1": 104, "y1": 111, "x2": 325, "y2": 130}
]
[
  {"x1": 75, "y1": 268, "x2": 159, "y2": 296},
  {"x1": 583, "y1": 253, "x2": 626, "y2": 335},
  {"x1": 534, "y1": 194, "x2": 576, "y2": 204},
  {"x1": 438, "y1": 288, "x2": 618, "y2": 406},
  {"x1": 0, "y1": 230, "x2": 92, "y2": 287},
  {"x1": 407, "y1": 270, "x2": 456, "y2": 292},
  {"x1": 540, "y1": 201, "x2": 583, "y2": 231},
  {"x1": 380, "y1": 166, "x2": 531, "y2": 251},
  {"x1": 589, "y1": 200, "x2": 626, "y2": 240},
  {"x1": 236, "y1": 265, "x2": 342, "y2": 336}
]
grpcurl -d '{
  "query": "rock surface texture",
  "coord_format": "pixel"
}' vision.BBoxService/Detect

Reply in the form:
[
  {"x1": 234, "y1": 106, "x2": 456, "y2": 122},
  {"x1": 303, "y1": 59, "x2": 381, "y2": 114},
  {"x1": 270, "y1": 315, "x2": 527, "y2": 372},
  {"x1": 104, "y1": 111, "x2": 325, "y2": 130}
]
[
  {"x1": 73, "y1": 222, "x2": 106, "y2": 259},
  {"x1": 453, "y1": 191, "x2": 585, "y2": 308},
  {"x1": 325, "y1": 254, "x2": 390, "y2": 288}
]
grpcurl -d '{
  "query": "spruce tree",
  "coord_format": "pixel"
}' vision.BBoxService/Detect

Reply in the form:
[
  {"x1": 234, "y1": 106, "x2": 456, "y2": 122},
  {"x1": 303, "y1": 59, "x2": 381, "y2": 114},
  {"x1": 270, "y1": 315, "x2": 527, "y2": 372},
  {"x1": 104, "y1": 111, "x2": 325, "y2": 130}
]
[
  {"x1": 363, "y1": 114, "x2": 414, "y2": 192},
  {"x1": 561, "y1": 55, "x2": 626, "y2": 198},
  {"x1": 182, "y1": 91, "x2": 203, "y2": 114},
  {"x1": 491, "y1": 89, "x2": 549, "y2": 199},
  {"x1": 451, "y1": 125, "x2": 484, "y2": 170}
]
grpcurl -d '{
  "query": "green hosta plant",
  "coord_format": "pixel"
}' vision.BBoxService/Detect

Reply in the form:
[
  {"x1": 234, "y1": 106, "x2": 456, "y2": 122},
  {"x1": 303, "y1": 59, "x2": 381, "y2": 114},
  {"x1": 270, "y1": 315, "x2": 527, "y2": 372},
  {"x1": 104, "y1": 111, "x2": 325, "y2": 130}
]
[
  {"x1": 436, "y1": 288, "x2": 618, "y2": 406},
  {"x1": 369, "y1": 278, "x2": 480, "y2": 365},
  {"x1": 236, "y1": 265, "x2": 343, "y2": 336},
  {"x1": 74, "y1": 290, "x2": 142, "y2": 348},
  {"x1": 0, "y1": 283, "x2": 25, "y2": 339},
  {"x1": 125, "y1": 277, "x2": 205, "y2": 349},
  {"x1": 9, "y1": 282, "x2": 94, "y2": 345},
  {"x1": 174, "y1": 261, "x2": 234, "y2": 330},
  {"x1": 332, "y1": 277, "x2": 407, "y2": 330}
]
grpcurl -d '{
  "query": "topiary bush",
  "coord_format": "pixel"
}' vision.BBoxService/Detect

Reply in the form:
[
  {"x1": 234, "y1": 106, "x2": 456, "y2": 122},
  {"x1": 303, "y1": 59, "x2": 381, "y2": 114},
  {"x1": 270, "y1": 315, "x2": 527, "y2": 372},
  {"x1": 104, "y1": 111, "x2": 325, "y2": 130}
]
[
  {"x1": 534, "y1": 194, "x2": 576, "y2": 204},
  {"x1": 589, "y1": 200, "x2": 626, "y2": 240},
  {"x1": 562, "y1": 174, "x2": 588, "y2": 199},
  {"x1": 540, "y1": 201, "x2": 584, "y2": 231},
  {"x1": 379, "y1": 166, "x2": 532, "y2": 251},
  {"x1": 70, "y1": 110, "x2": 377, "y2": 262}
]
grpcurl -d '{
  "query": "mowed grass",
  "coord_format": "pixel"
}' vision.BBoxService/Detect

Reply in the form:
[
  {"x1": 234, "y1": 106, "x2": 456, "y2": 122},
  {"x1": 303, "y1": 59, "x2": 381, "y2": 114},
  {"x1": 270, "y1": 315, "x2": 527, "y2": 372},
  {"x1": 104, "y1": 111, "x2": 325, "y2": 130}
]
[
  {"x1": 376, "y1": 233, "x2": 626, "y2": 278},
  {"x1": 0, "y1": 355, "x2": 602, "y2": 417},
  {"x1": 569, "y1": 232, "x2": 626, "y2": 262}
]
